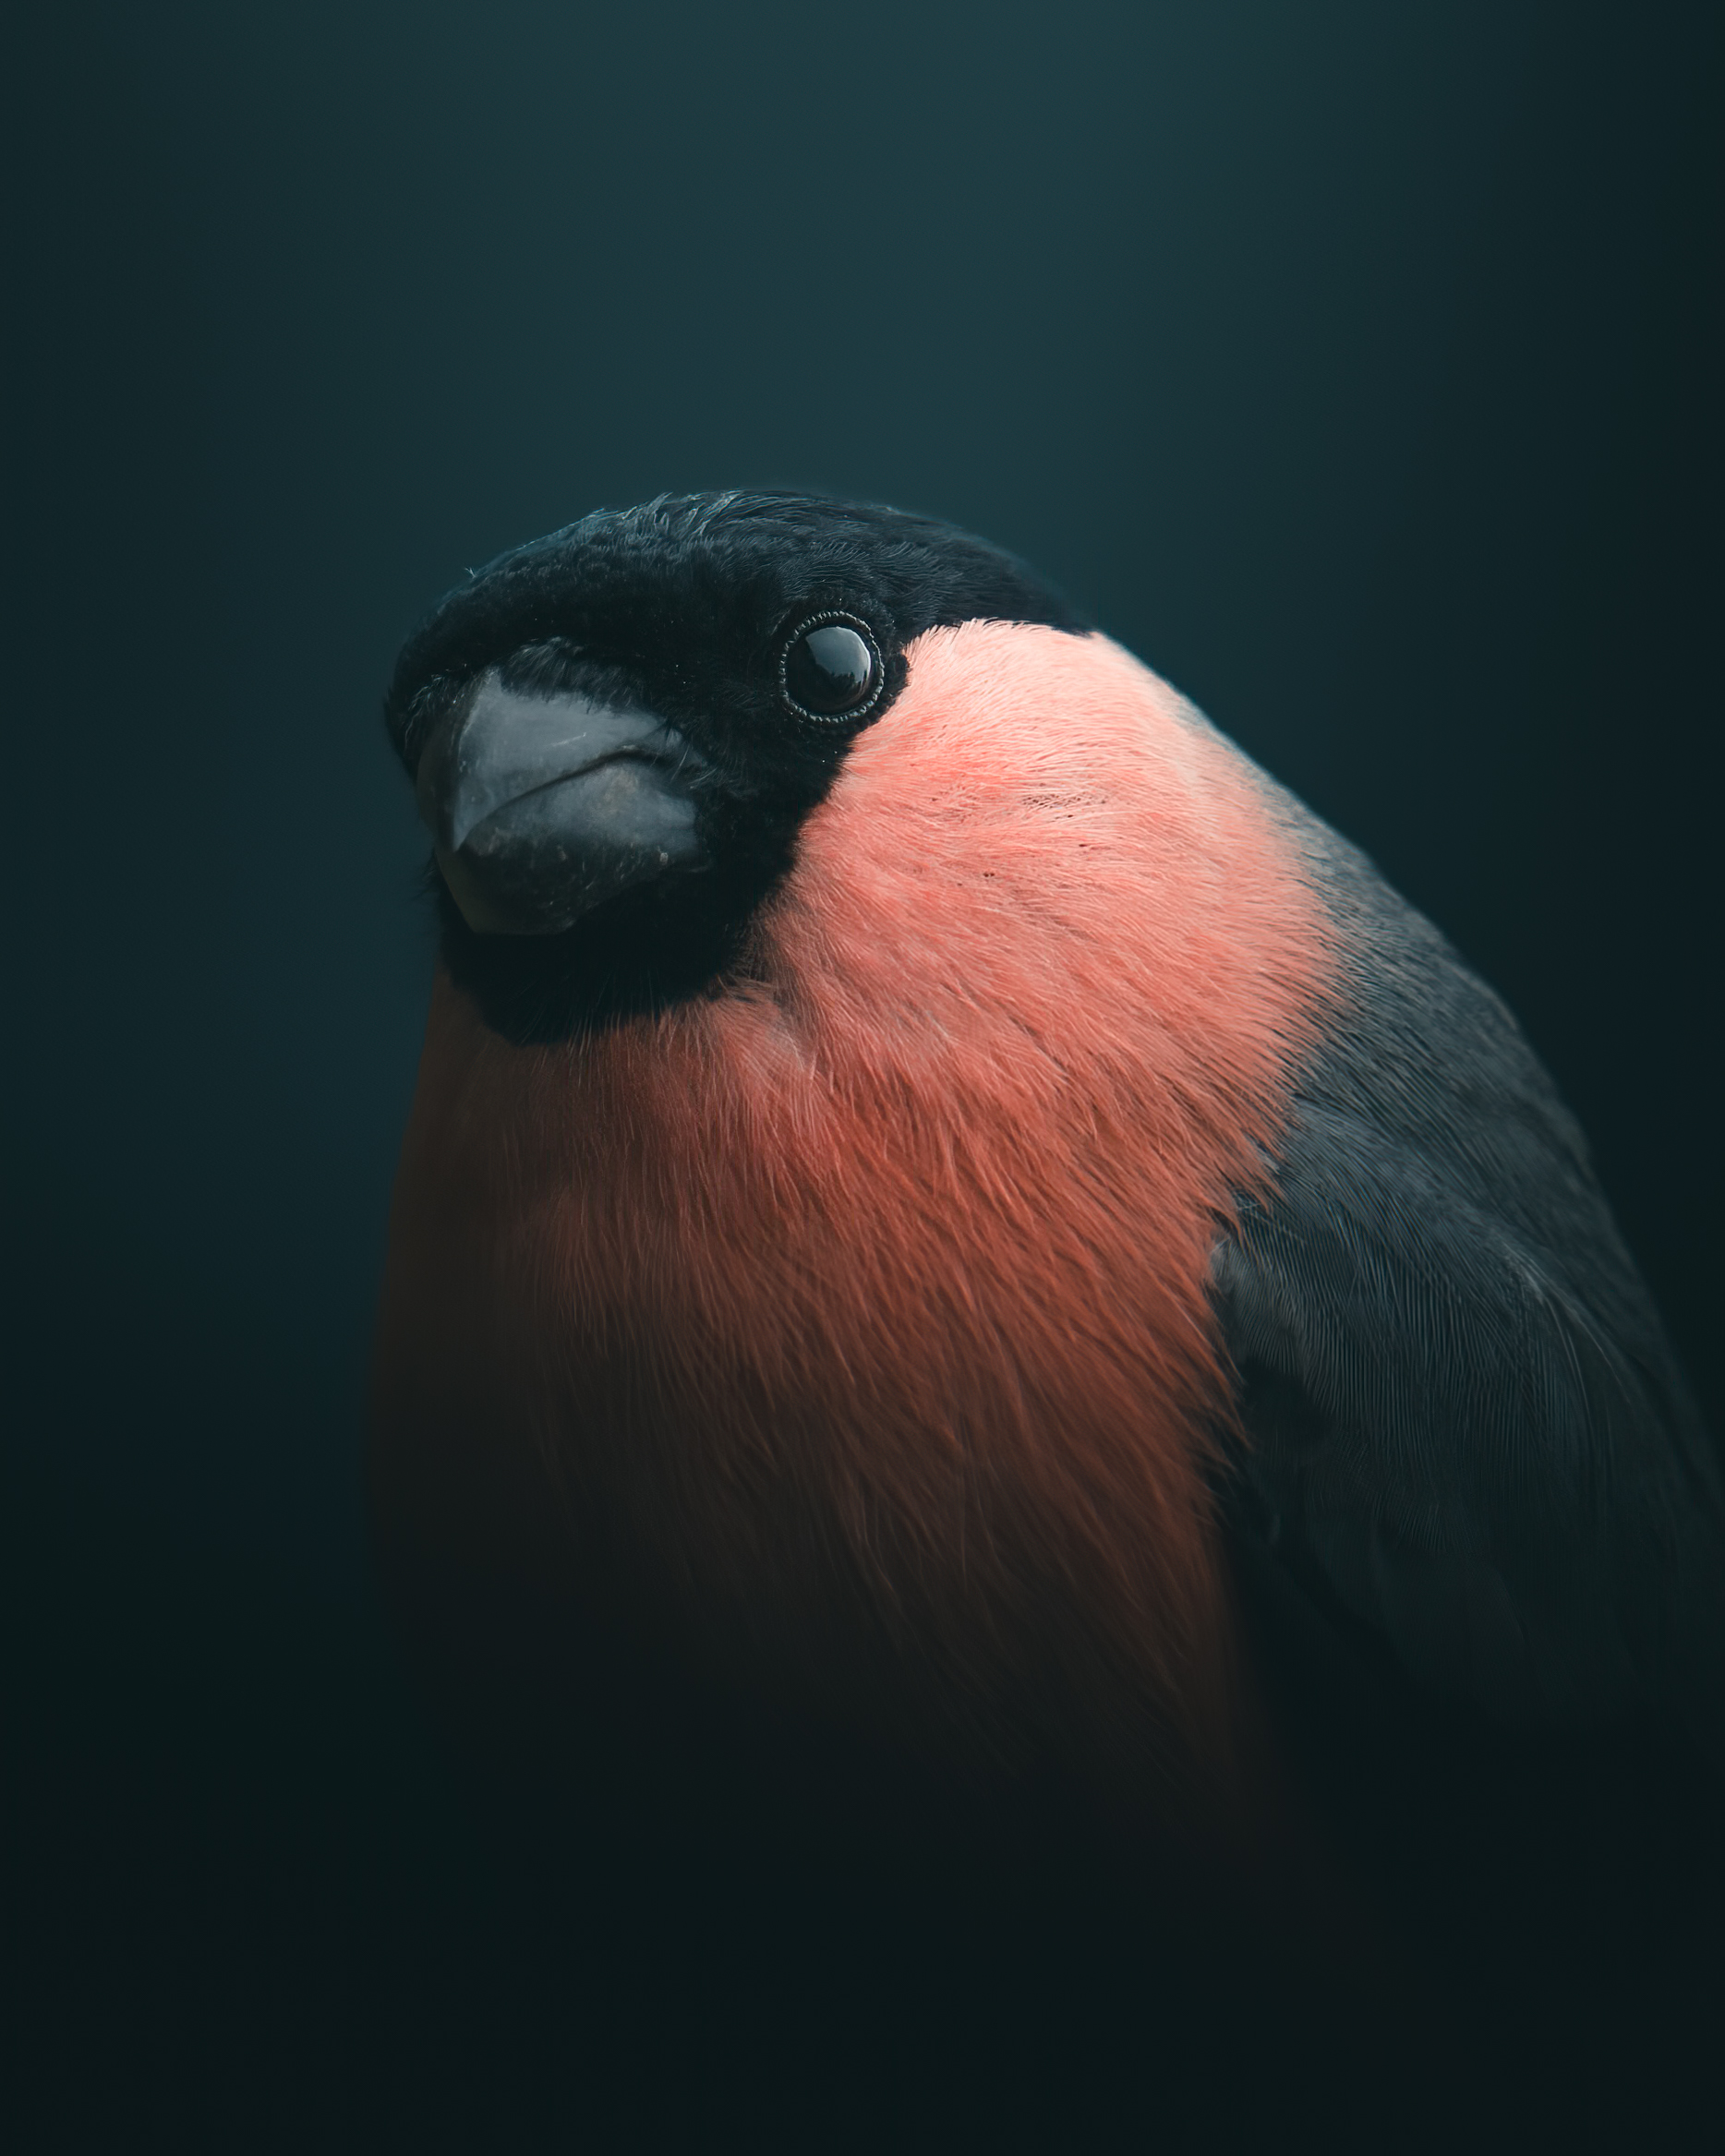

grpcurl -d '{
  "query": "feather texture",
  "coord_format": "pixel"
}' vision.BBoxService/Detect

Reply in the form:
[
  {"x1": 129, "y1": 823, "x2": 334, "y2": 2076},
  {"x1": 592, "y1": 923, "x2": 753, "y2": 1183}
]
[
  {"x1": 1215, "y1": 813, "x2": 1725, "y2": 1754},
  {"x1": 372, "y1": 622, "x2": 1338, "y2": 1835}
]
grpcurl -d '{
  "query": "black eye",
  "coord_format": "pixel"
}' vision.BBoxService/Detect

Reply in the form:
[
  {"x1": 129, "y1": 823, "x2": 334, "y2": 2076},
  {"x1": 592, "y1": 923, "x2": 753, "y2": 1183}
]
[{"x1": 779, "y1": 613, "x2": 883, "y2": 721}]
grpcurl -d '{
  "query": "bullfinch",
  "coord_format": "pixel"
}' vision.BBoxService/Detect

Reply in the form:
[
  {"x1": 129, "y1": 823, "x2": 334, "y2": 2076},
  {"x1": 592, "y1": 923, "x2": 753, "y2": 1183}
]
[{"x1": 369, "y1": 494, "x2": 1723, "y2": 2126}]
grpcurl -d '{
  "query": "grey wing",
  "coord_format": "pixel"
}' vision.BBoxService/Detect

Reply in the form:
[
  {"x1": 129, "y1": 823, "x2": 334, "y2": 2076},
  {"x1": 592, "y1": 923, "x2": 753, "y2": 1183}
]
[{"x1": 1211, "y1": 824, "x2": 1725, "y2": 1753}]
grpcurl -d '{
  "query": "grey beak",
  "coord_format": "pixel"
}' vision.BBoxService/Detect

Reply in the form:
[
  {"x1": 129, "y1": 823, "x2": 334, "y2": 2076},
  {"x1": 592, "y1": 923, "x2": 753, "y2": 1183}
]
[{"x1": 415, "y1": 670, "x2": 708, "y2": 935}]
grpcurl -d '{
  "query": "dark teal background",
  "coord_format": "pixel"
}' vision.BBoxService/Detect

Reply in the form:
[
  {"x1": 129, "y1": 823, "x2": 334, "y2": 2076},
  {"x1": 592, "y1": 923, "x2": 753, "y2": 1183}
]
[{"x1": 4, "y1": 1, "x2": 1719, "y2": 2143}]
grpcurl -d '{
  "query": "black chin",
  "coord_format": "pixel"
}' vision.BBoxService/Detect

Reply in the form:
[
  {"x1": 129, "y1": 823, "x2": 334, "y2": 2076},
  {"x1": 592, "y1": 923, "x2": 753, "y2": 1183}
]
[{"x1": 433, "y1": 825, "x2": 797, "y2": 1043}]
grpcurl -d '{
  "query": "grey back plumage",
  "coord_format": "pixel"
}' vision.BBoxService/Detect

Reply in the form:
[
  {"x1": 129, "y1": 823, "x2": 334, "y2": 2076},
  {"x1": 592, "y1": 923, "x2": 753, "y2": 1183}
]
[{"x1": 1212, "y1": 785, "x2": 1725, "y2": 1760}]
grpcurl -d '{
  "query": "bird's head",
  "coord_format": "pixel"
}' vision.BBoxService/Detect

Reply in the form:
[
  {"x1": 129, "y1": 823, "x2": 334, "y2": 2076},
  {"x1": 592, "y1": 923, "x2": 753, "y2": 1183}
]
[{"x1": 385, "y1": 490, "x2": 1087, "y2": 1042}]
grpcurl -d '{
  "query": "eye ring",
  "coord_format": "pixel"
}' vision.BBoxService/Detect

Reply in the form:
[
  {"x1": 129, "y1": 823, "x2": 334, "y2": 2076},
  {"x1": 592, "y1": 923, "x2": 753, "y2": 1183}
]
[{"x1": 778, "y1": 610, "x2": 886, "y2": 724}]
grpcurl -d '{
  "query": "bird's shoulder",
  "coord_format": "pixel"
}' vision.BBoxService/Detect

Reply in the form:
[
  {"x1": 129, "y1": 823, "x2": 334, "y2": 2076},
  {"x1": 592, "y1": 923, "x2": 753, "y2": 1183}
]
[{"x1": 1206, "y1": 811, "x2": 1725, "y2": 1755}]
